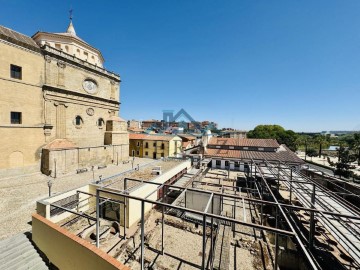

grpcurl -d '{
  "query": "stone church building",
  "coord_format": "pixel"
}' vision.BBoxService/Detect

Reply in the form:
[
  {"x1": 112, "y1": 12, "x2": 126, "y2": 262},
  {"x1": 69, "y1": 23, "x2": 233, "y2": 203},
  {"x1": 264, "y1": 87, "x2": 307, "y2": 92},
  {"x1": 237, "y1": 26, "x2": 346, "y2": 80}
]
[{"x1": 0, "y1": 20, "x2": 129, "y2": 177}]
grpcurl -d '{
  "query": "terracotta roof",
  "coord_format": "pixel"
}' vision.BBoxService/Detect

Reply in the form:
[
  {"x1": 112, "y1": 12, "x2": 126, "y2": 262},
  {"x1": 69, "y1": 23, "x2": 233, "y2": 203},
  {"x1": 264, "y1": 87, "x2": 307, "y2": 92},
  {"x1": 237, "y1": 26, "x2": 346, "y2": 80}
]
[
  {"x1": 205, "y1": 145, "x2": 303, "y2": 164},
  {"x1": 108, "y1": 116, "x2": 126, "y2": 122},
  {"x1": 208, "y1": 137, "x2": 279, "y2": 148},
  {"x1": 129, "y1": 134, "x2": 148, "y2": 140},
  {"x1": 220, "y1": 130, "x2": 247, "y2": 133},
  {"x1": 142, "y1": 119, "x2": 161, "y2": 122},
  {"x1": 178, "y1": 134, "x2": 196, "y2": 140},
  {"x1": 182, "y1": 141, "x2": 192, "y2": 148},
  {"x1": 128, "y1": 127, "x2": 144, "y2": 132},
  {"x1": 43, "y1": 139, "x2": 77, "y2": 150},
  {"x1": 129, "y1": 134, "x2": 180, "y2": 141},
  {"x1": 0, "y1": 25, "x2": 40, "y2": 52}
]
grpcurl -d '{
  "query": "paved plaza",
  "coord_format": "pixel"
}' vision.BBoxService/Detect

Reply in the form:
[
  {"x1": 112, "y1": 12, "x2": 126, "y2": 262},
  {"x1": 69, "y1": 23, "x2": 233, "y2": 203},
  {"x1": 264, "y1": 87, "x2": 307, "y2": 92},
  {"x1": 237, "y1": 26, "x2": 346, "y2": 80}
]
[{"x1": 0, "y1": 158, "x2": 155, "y2": 240}]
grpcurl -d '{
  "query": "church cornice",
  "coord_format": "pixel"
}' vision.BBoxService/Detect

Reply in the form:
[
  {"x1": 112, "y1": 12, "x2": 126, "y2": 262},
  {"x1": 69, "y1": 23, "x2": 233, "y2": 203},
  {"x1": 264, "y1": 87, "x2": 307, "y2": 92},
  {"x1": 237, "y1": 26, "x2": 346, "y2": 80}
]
[
  {"x1": 32, "y1": 31, "x2": 104, "y2": 62},
  {"x1": 41, "y1": 45, "x2": 120, "y2": 82},
  {"x1": 43, "y1": 84, "x2": 120, "y2": 106}
]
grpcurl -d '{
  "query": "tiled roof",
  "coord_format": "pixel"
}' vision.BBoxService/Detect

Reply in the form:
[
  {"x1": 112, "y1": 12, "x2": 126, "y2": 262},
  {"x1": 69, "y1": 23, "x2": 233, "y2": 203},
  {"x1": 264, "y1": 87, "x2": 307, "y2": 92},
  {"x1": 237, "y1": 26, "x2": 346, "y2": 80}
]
[
  {"x1": 208, "y1": 137, "x2": 280, "y2": 148},
  {"x1": 220, "y1": 130, "x2": 247, "y2": 133},
  {"x1": 142, "y1": 119, "x2": 161, "y2": 122},
  {"x1": 129, "y1": 134, "x2": 148, "y2": 140},
  {"x1": 178, "y1": 134, "x2": 196, "y2": 140},
  {"x1": 43, "y1": 139, "x2": 77, "y2": 150},
  {"x1": 0, "y1": 25, "x2": 40, "y2": 52},
  {"x1": 182, "y1": 141, "x2": 192, "y2": 148},
  {"x1": 129, "y1": 133, "x2": 180, "y2": 141},
  {"x1": 0, "y1": 233, "x2": 49, "y2": 270},
  {"x1": 205, "y1": 145, "x2": 303, "y2": 164},
  {"x1": 128, "y1": 127, "x2": 144, "y2": 132}
]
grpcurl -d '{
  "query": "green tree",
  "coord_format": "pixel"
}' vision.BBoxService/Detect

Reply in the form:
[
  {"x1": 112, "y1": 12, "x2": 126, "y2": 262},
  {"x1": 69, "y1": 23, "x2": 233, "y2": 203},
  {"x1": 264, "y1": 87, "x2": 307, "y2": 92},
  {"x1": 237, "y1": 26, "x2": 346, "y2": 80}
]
[
  {"x1": 351, "y1": 133, "x2": 360, "y2": 165},
  {"x1": 314, "y1": 135, "x2": 326, "y2": 158},
  {"x1": 334, "y1": 146, "x2": 356, "y2": 178},
  {"x1": 306, "y1": 148, "x2": 318, "y2": 161},
  {"x1": 247, "y1": 125, "x2": 299, "y2": 151}
]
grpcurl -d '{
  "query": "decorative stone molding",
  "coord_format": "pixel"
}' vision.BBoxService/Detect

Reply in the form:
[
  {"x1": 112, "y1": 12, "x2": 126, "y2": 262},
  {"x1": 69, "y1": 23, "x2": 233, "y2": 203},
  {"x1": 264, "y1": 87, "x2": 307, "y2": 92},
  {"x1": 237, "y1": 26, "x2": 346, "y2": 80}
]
[
  {"x1": 86, "y1": 108, "x2": 94, "y2": 116},
  {"x1": 44, "y1": 55, "x2": 52, "y2": 63},
  {"x1": 57, "y1": 61, "x2": 66, "y2": 68},
  {"x1": 82, "y1": 79, "x2": 98, "y2": 94},
  {"x1": 53, "y1": 102, "x2": 68, "y2": 108}
]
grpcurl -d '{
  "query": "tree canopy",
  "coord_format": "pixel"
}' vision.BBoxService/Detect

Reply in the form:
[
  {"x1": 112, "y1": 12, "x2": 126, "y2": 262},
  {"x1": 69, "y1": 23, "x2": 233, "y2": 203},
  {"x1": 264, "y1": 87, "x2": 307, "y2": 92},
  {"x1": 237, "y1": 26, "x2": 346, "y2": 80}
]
[{"x1": 247, "y1": 125, "x2": 298, "y2": 151}]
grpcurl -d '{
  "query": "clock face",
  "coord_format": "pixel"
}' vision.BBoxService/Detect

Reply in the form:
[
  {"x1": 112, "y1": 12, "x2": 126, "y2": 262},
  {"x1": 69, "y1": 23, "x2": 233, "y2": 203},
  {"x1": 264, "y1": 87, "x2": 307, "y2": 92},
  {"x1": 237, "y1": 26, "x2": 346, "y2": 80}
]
[{"x1": 83, "y1": 79, "x2": 98, "y2": 94}]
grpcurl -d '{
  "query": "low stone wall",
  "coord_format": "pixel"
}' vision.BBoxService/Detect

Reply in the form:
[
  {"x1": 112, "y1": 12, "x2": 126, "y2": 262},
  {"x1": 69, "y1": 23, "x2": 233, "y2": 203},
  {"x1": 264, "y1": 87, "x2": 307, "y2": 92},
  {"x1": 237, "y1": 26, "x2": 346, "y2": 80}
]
[
  {"x1": 0, "y1": 163, "x2": 40, "y2": 179},
  {"x1": 41, "y1": 144, "x2": 129, "y2": 176},
  {"x1": 32, "y1": 213, "x2": 128, "y2": 270}
]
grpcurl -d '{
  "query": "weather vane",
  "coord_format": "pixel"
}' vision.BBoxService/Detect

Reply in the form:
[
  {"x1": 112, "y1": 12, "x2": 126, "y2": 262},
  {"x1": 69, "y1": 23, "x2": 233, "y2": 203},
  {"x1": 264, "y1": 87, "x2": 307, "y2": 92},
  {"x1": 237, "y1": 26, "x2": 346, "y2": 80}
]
[{"x1": 69, "y1": 7, "x2": 73, "y2": 21}]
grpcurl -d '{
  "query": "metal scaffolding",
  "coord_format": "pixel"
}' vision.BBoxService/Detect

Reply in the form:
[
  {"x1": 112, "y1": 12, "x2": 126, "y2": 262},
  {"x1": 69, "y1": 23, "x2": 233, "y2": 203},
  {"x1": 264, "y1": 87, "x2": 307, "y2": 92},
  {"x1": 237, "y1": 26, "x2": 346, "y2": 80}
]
[{"x1": 49, "y1": 158, "x2": 360, "y2": 270}]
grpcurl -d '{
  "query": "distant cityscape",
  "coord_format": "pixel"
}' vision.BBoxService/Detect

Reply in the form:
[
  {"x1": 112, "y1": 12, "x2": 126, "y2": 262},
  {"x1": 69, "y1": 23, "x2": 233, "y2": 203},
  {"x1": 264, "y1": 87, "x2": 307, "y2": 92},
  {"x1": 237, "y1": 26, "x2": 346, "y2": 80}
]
[{"x1": 0, "y1": 6, "x2": 359, "y2": 270}]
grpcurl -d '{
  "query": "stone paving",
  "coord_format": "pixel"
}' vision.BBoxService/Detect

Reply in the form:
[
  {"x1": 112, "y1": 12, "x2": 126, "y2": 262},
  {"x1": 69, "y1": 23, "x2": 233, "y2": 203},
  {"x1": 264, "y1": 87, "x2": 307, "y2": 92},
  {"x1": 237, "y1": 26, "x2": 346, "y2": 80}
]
[
  {"x1": 297, "y1": 151, "x2": 360, "y2": 176},
  {"x1": 0, "y1": 157, "x2": 155, "y2": 240}
]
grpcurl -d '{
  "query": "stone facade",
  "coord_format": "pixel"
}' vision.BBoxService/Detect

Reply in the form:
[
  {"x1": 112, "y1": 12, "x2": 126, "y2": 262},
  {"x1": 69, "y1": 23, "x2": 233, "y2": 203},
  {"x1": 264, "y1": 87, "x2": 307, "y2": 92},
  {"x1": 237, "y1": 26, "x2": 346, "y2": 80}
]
[{"x1": 0, "y1": 22, "x2": 129, "y2": 177}]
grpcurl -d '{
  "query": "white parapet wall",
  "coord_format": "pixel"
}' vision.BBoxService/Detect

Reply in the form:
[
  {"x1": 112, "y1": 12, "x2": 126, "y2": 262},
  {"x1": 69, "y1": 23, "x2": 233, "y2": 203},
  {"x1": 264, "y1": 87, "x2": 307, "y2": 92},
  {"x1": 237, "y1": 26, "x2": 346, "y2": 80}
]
[
  {"x1": 36, "y1": 159, "x2": 192, "y2": 229},
  {"x1": 37, "y1": 185, "x2": 93, "y2": 223},
  {"x1": 127, "y1": 159, "x2": 192, "y2": 226}
]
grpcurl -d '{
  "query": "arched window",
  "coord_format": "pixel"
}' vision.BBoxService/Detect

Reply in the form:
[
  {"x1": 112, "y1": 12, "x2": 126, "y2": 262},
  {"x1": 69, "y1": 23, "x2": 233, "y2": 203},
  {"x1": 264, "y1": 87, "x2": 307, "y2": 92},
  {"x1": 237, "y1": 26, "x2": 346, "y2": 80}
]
[
  {"x1": 75, "y1": 116, "x2": 83, "y2": 127},
  {"x1": 97, "y1": 118, "x2": 104, "y2": 128}
]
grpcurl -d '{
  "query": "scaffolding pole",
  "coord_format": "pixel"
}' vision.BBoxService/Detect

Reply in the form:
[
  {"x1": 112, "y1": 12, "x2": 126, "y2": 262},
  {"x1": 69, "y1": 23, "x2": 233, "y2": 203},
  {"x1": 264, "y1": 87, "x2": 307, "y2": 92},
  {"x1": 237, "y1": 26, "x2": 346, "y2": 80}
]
[
  {"x1": 309, "y1": 184, "x2": 316, "y2": 249},
  {"x1": 96, "y1": 189, "x2": 100, "y2": 248},
  {"x1": 140, "y1": 200, "x2": 145, "y2": 270}
]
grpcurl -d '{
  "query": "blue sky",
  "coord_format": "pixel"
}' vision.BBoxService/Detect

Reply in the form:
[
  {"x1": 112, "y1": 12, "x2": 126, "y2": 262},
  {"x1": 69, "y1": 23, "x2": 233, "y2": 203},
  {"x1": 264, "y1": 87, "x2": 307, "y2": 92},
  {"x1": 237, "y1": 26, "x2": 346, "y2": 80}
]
[{"x1": 2, "y1": 0, "x2": 360, "y2": 132}]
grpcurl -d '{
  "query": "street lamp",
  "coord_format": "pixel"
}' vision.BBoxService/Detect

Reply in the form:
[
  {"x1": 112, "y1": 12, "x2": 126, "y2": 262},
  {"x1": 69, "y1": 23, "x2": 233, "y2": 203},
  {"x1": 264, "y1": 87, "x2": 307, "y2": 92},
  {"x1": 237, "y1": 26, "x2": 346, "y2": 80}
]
[
  {"x1": 54, "y1": 158, "x2": 57, "y2": 178},
  {"x1": 96, "y1": 175, "x2": 102, "y2": 184},
  {"x1": 47, "y1": 179, "x2": 53, "y2": 197}
]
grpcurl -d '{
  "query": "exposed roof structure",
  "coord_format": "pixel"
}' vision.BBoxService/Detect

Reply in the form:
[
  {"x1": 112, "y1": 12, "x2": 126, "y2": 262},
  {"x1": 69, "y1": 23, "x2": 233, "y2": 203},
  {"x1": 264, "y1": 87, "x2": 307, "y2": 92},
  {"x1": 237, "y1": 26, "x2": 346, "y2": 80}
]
[
  {"x1": 0, "y1": 25, "x2": 40, "y2": 52},
  {"x1": 208, "y1": 137, "x2": 280, "y2": 148},
  {"x1": 205, "y1": 145, "x2": 304, "y2": 163}
]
